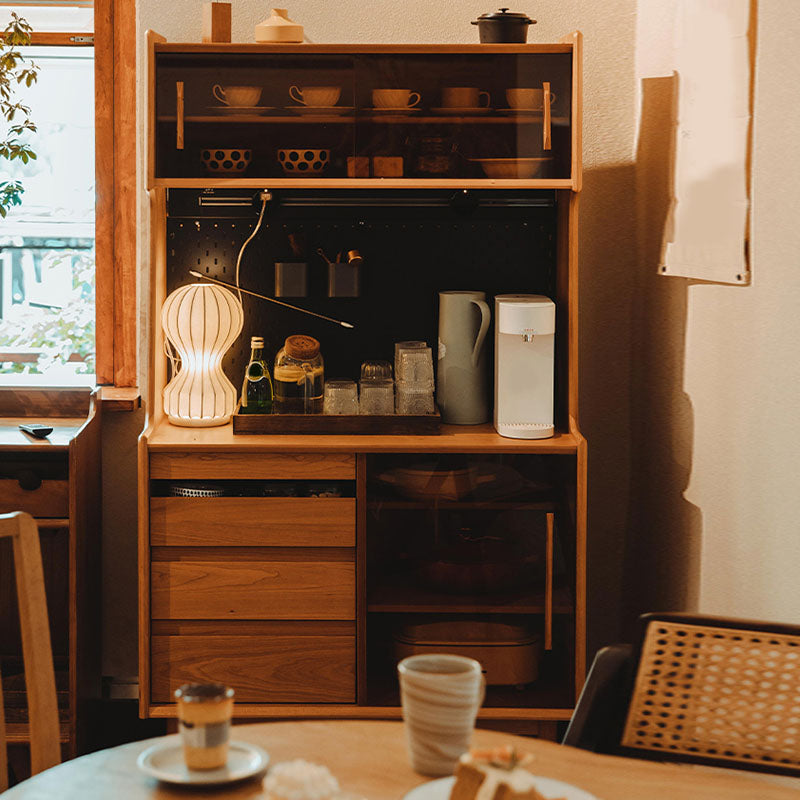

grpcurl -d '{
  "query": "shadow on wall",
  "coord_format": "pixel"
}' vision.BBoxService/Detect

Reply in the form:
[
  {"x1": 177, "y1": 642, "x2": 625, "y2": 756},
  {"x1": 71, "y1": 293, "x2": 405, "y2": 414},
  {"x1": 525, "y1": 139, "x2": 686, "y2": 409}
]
[
  {"x1": 621, "y1": 74, "x2": 701, "y2": 642},
  {"x1": 581, "y1": 74, "x2": 703, "y2": 656}
]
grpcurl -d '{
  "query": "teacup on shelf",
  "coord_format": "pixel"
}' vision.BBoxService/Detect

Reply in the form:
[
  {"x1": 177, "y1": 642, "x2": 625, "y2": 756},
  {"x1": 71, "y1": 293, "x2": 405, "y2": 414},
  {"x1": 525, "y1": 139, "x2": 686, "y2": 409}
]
[
  {"x1": 212, "y1": 84, "x2": 262, "y2": 107},
  {"x1": 441, "y1": 86, "x2": 490, "y2": 109},
  {"x1": 289, "y1": 85, "x2": 341, "y2": 107},
  {"x1": 506, "y1": 87, "x2": 556, "y2": 110},
  {"x1": 372, "y1": 88, "x2": 421, "y2": 110}
]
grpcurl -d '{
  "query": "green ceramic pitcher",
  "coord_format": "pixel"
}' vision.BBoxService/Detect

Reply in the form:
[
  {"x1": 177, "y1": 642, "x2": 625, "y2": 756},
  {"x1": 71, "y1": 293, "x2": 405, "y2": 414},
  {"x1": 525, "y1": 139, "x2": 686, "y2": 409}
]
[{"x1": 436, "y1": 290, "x2": 491, "y2": 424}]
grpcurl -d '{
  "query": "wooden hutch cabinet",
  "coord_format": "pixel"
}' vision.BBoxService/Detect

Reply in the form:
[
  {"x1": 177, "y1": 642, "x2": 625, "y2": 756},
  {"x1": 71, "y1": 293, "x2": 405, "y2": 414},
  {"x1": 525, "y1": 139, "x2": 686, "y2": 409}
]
[{"x1": 140, "y1": 33, "x2": 584, "y2": 738}]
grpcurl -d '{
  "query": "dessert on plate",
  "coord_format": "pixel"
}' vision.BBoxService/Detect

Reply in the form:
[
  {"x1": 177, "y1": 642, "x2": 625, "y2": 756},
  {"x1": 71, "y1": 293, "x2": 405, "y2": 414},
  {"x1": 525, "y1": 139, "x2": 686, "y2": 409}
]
[
  {"x1": 449, "y1": 747, "x2": 565, "y2": 800},
  {"x1": 263, "y1": 759, "x2": 340, "y2": 800}
]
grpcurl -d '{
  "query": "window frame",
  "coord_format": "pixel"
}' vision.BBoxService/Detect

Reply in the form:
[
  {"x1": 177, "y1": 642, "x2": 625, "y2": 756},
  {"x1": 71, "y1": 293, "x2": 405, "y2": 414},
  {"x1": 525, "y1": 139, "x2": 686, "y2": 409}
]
[{"x1": 0, "y1": 0, "x2": 137, "y2": 396}]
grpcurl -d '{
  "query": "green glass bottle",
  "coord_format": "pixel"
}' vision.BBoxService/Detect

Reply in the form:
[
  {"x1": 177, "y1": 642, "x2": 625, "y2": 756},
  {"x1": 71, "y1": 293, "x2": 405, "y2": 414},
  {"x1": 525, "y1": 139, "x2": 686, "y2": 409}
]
[{"x1": 241, "y1": 336, "x2": 273, "y2": 414}]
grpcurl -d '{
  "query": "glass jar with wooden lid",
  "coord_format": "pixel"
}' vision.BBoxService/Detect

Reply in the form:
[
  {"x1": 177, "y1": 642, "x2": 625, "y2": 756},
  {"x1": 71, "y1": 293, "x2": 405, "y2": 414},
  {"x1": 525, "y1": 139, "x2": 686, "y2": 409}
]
[{"x1": 273, "y1": 335, "x2": 324, "y2": 414}]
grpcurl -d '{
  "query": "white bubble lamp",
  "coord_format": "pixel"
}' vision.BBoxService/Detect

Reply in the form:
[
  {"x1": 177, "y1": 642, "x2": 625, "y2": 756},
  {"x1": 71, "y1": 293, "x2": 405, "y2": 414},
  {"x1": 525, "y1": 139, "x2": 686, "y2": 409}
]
[{"x1": 161, "y1": 283, "x2": 244, "y2": 427}]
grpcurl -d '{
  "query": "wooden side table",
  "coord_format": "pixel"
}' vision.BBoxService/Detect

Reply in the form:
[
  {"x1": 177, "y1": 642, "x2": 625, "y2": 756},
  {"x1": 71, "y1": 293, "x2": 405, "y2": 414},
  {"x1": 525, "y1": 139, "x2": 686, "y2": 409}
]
[{"x1": 0, "y1": 392, "x2": 102, "y2": 761}]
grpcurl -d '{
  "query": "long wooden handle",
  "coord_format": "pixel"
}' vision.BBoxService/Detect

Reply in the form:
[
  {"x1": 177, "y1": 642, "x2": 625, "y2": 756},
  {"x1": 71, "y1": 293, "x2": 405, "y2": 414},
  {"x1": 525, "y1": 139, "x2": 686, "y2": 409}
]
[
  {"x1": 542, "y1": 81, "x2": 552, "y2": 151},
  {"x1": 545, "y1": 511, "x2": 554, "y2": 650},
  {"x1": 176, "y1": 81, "x2": 185, "y2": 150}
]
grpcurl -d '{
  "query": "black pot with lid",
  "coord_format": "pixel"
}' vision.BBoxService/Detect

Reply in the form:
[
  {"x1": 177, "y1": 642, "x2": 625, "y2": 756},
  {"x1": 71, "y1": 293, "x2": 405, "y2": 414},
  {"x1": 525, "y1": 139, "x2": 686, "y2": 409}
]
[{"x1": 472, "y1": 8, "x2": 536, "y2": 43}]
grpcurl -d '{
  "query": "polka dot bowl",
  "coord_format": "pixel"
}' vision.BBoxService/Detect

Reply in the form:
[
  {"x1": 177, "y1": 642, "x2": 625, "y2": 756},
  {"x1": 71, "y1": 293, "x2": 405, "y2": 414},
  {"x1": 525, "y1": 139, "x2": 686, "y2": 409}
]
[
  {"x1": 200, "y1": 148, "x2": 252, "y2": 175},
  {"x1": 277, "y1": 148, "x2": 330, "y2": 175}
]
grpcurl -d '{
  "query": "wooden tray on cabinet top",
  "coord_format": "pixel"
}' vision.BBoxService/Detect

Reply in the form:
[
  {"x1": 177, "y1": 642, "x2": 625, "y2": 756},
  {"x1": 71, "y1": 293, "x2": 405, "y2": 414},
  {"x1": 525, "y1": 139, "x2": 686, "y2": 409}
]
[{"x1": 232, "y1": 409, "x2": 441, "y2": 435}]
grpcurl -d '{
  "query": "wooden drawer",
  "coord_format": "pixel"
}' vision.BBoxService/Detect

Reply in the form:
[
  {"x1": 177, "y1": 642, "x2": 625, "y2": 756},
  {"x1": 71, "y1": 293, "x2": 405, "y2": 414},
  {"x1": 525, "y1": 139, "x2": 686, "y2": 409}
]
[
  {"x1": 150, "y1": 497, "x2": 355, "y2": 547},
  {"x1": 151, "y1": 624, "x2": 356, "y2": 703},
  {"x1": 150, "y1": 452, "x2": 355, "y2": 480},
  {"x1": 151, "y1": 553, "x2": 355, "y2": 620},
  {"x1": 0, "y1": 479, "x2": 68, "y2": 518}
]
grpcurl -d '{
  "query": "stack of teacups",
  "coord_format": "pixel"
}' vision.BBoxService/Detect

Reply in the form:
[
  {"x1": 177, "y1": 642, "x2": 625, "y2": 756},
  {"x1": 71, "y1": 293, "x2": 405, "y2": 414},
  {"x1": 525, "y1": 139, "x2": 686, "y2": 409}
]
[{"x1": 395, "y1": 341, "x2": 435, "y2": 415}]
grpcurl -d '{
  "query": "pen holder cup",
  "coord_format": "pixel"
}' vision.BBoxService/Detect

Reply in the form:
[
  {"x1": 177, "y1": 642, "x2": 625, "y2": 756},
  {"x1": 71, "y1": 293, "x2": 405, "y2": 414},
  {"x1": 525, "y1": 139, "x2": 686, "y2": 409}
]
[
  {"x1": 328, "y1": 262, "x2": 360, "y2": 298},
  {"x1": 275, "y1": 262, "x2": 308, "y2": 298}
]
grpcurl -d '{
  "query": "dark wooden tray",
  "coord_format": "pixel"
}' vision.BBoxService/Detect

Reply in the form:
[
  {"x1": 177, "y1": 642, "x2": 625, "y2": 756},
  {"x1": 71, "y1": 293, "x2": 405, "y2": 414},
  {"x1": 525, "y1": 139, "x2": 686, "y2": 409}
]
[{"x1": 233, "y1": 408, "x2": 441, "y2": 435}]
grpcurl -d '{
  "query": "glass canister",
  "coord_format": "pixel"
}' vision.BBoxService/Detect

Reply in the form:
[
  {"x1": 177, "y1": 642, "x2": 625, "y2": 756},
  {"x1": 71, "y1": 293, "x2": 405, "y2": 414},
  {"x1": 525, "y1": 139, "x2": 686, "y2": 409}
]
[{"x1": 273, "y1": 335, "x2": 324, "y2": 414}]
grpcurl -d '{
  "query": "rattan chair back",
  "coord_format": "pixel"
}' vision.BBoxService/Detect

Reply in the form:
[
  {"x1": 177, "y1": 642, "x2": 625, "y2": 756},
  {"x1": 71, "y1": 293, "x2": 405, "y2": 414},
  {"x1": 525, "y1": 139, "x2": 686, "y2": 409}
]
[{"x1": 621, "y1": 615, "x2": 800, "y2": 774}]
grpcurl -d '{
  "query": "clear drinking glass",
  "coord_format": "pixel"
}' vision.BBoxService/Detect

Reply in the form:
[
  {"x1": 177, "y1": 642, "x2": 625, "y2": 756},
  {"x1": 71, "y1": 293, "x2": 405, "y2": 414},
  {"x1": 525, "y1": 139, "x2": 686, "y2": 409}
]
[
  {"x1": 360, "y1": 359, "x2": 393, "y2": 382},
  {"x1": 396, "y1": 383, "x2": 435, "y2": 415},
  {"x1": 360, "y1": 379, "x2": 395, "y2": 414},
  {"x1": 174, "y1": 683, "x2": 234, "y2": 770},
  {"x1": 323, "y1": 379, "x2": 359, "y2": 414},
  {"x1": 394, "y1": 341, "x2": 427, "y2": 377},
  {"x1": 397, "y1": 347, "x2": 434, "y2": 385}
]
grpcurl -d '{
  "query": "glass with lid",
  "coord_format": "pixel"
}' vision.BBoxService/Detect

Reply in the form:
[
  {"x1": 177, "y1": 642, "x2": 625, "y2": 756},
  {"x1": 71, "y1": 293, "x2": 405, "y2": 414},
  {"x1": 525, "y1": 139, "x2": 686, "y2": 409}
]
[{"x1": 273, "y1": 335, "x2": 324, "y2": 414}]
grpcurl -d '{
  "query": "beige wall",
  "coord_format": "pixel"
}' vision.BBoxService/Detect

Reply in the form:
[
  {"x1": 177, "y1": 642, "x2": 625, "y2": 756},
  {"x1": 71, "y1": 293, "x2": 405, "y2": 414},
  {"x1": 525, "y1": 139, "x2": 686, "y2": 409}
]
[
  {"x1": 688, "y1": 0, "x2": 800, "y2": 621},
  {"x1": 104, "y1": 0, "x2": 798, "y2": 680}
]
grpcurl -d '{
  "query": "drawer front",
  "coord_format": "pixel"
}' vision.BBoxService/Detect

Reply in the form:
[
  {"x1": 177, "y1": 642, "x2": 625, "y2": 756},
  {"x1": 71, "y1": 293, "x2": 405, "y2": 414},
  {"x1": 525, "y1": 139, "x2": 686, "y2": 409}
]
[
  {"x1": 150, "y1": 497, "x2": 355, "y2": 547},
  {"x1": 0, "y1": 479, "x2": 69, "y2": 518},
  {"x1": 151, "y1": 558, "x2": 355, "y2": 620},
  {"x1": 150, "y1": 452, "x2": 355, "y2": 480},
  {"x1": 151, "y1": 631, "x2": 356, "y2": 703}
]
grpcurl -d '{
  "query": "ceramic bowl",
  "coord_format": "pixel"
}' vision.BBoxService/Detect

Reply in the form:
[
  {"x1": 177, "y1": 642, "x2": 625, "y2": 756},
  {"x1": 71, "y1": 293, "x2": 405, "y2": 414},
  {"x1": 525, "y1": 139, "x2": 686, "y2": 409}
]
[
  {"x1": 201, "y1": 148, "x2": 252, "y2": 175},
  {"x1": 472, "y1": 157, "x2": 550, "y2": 179},
  {"x1": 278, "y1": 148, "x2": 330, "y2": 175}
]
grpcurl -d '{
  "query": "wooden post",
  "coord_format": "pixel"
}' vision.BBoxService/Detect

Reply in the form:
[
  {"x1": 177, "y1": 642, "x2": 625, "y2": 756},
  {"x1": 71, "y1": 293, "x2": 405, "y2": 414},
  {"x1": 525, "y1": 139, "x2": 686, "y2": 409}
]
[{"x1": 201, "y1": 2, "x2": 232, "y2": 43}]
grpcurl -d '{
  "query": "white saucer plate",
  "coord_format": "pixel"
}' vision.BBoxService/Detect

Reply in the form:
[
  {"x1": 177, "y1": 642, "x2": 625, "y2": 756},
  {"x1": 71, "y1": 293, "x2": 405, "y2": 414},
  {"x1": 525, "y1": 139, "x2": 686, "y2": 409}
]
[
  {"x1": 402, "y1": 775, "x2": 598, "y2": 800},
  {"x1": 367, "y1": 106, "x2": 422, "y2": 114},
  {"x1": 136, "y1": 738, "x2": 269, "y2": 786},
  {"x1": 208, "y1": 105, "x2": 273, "y2": 115},
  {"x1": 429, "y1": 107, "x2": 492, "y2": 115},
  {"x1": 287, "y1": 105, "x2": 354, "y2": 116}
]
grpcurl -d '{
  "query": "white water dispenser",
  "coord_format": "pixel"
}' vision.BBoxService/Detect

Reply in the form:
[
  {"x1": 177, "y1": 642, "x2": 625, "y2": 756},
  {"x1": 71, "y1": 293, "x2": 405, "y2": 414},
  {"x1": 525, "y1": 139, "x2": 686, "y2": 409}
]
[{"x1": 494, "y1": 294, "x2": 555, "y2": 439}]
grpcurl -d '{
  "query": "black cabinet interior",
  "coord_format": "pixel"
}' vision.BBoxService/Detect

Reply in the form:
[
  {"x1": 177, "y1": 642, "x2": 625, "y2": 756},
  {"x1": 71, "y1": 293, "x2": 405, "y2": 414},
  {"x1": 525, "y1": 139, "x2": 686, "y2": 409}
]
[{"x1": 166, "y1": 188, "x2": 558, "y2": 394}]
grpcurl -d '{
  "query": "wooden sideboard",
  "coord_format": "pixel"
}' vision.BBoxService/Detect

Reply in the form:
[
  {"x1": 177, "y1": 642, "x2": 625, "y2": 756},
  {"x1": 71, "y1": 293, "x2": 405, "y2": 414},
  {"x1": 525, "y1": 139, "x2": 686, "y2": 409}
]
[
  {"x1": 0, "y1": 392, "x2": 102, "y2": 759},
  {"x1": 140, "y1": 36, "x2": 585, "y2": 738}
]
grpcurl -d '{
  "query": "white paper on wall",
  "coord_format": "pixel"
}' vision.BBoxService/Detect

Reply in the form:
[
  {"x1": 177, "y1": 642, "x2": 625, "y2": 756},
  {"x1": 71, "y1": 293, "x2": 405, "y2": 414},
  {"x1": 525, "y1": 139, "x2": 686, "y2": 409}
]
[{"x1": 661, "y1": 0, "x2": 752, "y2": 284}]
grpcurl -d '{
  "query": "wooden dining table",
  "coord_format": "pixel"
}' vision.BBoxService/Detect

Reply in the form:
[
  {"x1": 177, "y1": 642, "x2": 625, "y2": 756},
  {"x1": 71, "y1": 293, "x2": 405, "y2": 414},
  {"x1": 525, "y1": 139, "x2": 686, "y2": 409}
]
[{"x1": 4, "y1": 720, "x2": 800, "y2": 800}]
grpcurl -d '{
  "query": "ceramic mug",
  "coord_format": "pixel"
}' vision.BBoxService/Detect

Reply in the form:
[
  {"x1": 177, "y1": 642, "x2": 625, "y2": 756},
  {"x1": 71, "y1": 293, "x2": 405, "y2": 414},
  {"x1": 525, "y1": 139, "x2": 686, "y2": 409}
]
[
  {"x1": 398, "y1": 654, "x2": 485, "y2": 776},
  {"x1": 372, "y1": 88, "x2": 421, "y2": 109},
  {"x1": 289, "y1": 85, "x2": 341, "y2": 107},
  {"x1": 442, "y1": 86, "x2": 490, "y2": 109},
  {"x1": 506, "y1": 87, "x2": 557, "y2": 110},
  {"x1": 212, "y1": 84, "x2": 262, "y2": 107}
]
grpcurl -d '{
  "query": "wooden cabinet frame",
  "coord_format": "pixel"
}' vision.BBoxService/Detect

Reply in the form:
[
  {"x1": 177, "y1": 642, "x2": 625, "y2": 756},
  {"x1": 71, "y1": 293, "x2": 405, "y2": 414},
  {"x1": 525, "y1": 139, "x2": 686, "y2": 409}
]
[{"x1": 139, "y1": 34, "x2": 585, "y2": 734}]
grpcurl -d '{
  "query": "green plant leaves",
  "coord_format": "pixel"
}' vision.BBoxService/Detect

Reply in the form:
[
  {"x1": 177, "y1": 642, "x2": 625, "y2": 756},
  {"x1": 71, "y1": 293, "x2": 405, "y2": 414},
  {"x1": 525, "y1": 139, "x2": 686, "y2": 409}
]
[{"x1": 1, "y1": 12, "x2": 38, "y2": 217}]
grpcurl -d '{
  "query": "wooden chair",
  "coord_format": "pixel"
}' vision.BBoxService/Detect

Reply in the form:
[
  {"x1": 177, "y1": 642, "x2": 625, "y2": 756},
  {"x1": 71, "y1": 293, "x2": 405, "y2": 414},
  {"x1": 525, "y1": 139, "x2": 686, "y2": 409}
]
[
  {"x1": 563, "y1": 612, "x2": 800, "y2": 778},
  {"x1": 0, "y1": 512, "x2": 60, "y2": 790}
]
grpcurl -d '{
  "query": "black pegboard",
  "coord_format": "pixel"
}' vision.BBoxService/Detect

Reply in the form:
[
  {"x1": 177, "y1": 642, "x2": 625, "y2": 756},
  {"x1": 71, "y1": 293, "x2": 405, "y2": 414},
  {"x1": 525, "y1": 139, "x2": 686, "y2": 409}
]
[{"x1": 166, "y1": 189, "x2": 557, "y2": 390}]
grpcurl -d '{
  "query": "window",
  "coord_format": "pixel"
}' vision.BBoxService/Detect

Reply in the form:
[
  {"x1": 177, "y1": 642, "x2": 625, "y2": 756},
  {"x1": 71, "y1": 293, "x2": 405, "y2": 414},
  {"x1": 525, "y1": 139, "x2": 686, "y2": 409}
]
[{"x1": 0, "y1": 0, "x2": 136, "y2": 389}]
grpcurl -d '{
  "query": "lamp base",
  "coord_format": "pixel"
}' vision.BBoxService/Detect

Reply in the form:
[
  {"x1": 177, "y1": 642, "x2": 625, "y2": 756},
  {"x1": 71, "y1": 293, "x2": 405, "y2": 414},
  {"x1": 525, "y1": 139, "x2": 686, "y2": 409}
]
[{"x1": 166, "y1": 413, "x2": 232, "y2": 428}]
